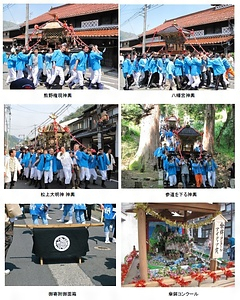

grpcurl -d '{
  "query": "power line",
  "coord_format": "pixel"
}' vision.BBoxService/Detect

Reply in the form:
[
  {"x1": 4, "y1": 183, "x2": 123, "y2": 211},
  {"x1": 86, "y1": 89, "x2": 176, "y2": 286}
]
[
  {"x1": 25, "y1": 105, "x2": 72, "y2": 139},
  {"x1": 120, "y1": 4, "x2": 163, "y2": 28},
  {"x1": 3, "y1": 4, "x2": 17, "y2": 24},
  {"x1": 3, "y1": 4, "x2": 15, "y2": 11}
]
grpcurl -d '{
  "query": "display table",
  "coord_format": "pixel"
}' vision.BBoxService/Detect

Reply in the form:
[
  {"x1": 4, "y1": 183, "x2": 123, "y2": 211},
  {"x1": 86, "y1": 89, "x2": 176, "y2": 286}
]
[{"x1": 15, "y1": 223, "x2": 103, "y2": 265}]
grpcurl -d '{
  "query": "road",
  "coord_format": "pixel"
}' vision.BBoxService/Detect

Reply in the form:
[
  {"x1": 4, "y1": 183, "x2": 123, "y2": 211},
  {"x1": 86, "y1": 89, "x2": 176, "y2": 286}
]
[
  {"x1": 5, "y1": 204, "x2": 116, "y2": 286},
  {"x1": 7, "y1": 172, "x2": 118, "y2": 189},
  {"x1": 3, "y1": 64, "x2": 118, "y2": 90}
]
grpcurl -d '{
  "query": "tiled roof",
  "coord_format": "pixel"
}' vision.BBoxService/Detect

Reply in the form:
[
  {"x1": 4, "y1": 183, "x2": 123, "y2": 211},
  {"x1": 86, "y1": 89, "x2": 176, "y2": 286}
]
[
  {"x1": 120, "y1": 47, "x2": 135, "y2": 51},
  {"x1": 12, "y1": 27, "x2": 118, "y2": 40},
  {"x1": 133, "y1": 41, "x2": 166, "y2": 48},
  {"x1": 144, "y1": 5, "x2": 234, "y2": 36},
  {"x1": 24, "y1": 4, "x2": 118, "y2": 26},
  {"x1": 3, "y1": 38, "x2": 14, "y2": 42},
  {"x1": 74, "y1": 28, "x2": 118, "y2": 37},
  {"x1": 187, "y1": 35, "x2": 233, "y2": 45},
  {"x1": 133, "y1": 35, "x2": 234, "y2": 48}
]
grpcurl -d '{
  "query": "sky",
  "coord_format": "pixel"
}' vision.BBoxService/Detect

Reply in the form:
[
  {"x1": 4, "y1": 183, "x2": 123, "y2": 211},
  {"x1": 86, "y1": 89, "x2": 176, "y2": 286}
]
[
  {"x1": 120, "y1": 4, "x2": 212, "y2": 35},
  {"x1": 6, "y1": 104, "x2": 80, "y2": 139},
  {"x1": 3, "y1": 3, "x2": 62, "y2": 24}
]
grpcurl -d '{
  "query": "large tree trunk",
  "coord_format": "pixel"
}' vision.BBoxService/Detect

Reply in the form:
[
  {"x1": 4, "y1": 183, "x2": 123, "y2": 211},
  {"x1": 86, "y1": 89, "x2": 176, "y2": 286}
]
[
  {"x1": 130, "y1": 104, "x2": 160, "y2": 171},
  {"x1": 203, "y1": 104, "x2": 215, "y2": 155},
  {"x1": 216, "y1": 105, "x2": 233, "y2": 147}
]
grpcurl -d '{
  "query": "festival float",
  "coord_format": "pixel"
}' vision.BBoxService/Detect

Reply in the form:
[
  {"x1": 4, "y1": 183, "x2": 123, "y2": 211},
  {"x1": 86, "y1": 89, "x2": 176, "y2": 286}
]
[
  {"x1": 121, "y1": 203, "x2": 235, "y2": 287},
  {"x1": 25, "y1": 13, "x2": 86, "y2": 51},
  {"x1": 37, "y1": 114, "x2": 71, "y2": 150}
]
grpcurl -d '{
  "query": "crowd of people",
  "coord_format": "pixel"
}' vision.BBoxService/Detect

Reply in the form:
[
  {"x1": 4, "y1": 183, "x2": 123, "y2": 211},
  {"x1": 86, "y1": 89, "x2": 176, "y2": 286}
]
[
  {"x1": 121, "y1": 50, "x2": 234, "y2": 90},
  {"x1": 4, "y1": 43, "x2": 105, "y2": 89},
  {"x1": 4, "y1": 144, "x2": 116, "y2": 189},
  {"x1": 154, "y1": 141, "x2": 219, "y2": 188},
  {"x1": 154, "y1": 121, "x2": 221, "y2": 188}
]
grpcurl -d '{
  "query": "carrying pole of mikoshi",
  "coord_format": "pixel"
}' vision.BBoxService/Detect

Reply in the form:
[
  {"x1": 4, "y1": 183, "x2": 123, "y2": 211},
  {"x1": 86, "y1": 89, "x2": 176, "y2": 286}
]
[{"x1": 14, "y1": 223, "x2": 104, "y2": 229}]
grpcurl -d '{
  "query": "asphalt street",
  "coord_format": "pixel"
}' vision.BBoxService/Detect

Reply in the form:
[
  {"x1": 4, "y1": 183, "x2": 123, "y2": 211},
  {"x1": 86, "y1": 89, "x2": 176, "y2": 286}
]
[
  {"x1": 5, "y1": 204, "x2": 116, "y2": 286},
  {"x1": 7, "y1": 172, "x2": 118, "y2": 189},
  {"x1": 3, "y1": 64, "x2": 118, "y2": 90}
]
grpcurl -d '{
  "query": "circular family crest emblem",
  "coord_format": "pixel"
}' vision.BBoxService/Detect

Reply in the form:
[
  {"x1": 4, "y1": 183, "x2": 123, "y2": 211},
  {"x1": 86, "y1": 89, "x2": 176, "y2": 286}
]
[{"x1": 54, "y1": 235, "x2": 70, "y2": 252}]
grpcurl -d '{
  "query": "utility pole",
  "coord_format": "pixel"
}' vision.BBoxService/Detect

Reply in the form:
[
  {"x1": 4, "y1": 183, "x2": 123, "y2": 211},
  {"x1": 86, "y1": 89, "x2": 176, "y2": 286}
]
[
  {"x1": 34, "y1": 124, "x2": 37, "y2": 148},
  {"x1": 25, "y1": 4, "x2": 29, "y2": 48},
  {"x1": 142, "y1": 4, "x2": 148, "y2": 54},
  {"x1": 4, "y1": 105, "x2": 11, "y2": 151},
  {"x1": 97, "y1": 105, "x2": 104, "y2": 150}
]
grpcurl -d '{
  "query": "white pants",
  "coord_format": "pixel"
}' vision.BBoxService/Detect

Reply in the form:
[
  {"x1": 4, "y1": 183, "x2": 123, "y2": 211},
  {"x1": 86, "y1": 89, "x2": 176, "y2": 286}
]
[
  {"x1": 90, "y1": 168, "x2": 97, "y2": 180},
  {"x1": 80, "y1": 167, "x2": 91, "y2": 181},
  {"x1": 31, "y1": 65, "x2": 39, "y2": 87},
  {"x1": 57, "y1": 169, "x2": 64, "y2": 181},
  {"x1": 191, "y1": 75, "x2": 200, "y2": 88},
  {"x1": 133, "y1": 71, "x2": 141, "y2": 86},
  {"x1": 37, "y1": 170, "x2": 43, "y2": 180},
  {"x1": 223, "y1": 71, "x2": 229, "y2": 84},
  {"x1": 30, "y1": 167, "x2": 37, "y2": 179},
  {"x1": 100, "y1": 170, "x2": 107, "y2": 180},
  {"x1": 17, "y1": 70, "x2": 24, "y2": 79},
  {"x1": 6, "y1": 68, "x2": 16, "y2": 84},
  {"x1": 169, "y1": 174, "x2": 177, "y2": 186},
  {"x1": 63, "y1": 166, "x2": 72, "y2": 184},
  {"x1": 49, "y1": 66, "x2": 65, "y2": 85},
  {"x1": 77, "y1": 70, "x2": 84, "y2": 86},
  {"x1": 208, "y1": 171, "x2": 216, "y2": 187},
  {"x1": 66, "y1": 69, "x2": 78, "y2": 84},
  {"x1": 202, "y1": 174, "x2": 207, "y2": 187},
  {"x1": 24, "y1": 167, "x2": 30, "y2": 178},
  {"x1": 186, "y1": 74, "x2": 194, "y2": 85},
  {"x1": 91, "y1": 69, "x2": 102, "y2": 84},
  {"x1": 89, "y1": 67, "x2": 94, "y2": 81},
  {"x1": 44, "y1": 171, "x2": 53, "y2": 184},
  {"x1": 46, "y1": 69, "x2": 52, "y2": 83},
  {"x1": 158, "y1": 73, "x2": 163, "y2": 86}
]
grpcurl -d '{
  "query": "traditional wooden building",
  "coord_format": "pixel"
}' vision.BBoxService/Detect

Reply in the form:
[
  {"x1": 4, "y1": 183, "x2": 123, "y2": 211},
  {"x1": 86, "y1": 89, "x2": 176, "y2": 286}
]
[
  {"x1": 3, "y1": 4, "x2": 119, "y2": 68},
  {"x1": 120, "y1": 37, "x2": 139, "y2": 55},
  {"x1": 127, "y1": 4, "x2": 234, "y2": 54},
  {"x1": 68, "y1": 104, "x2": 118, "y2": 163}
]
